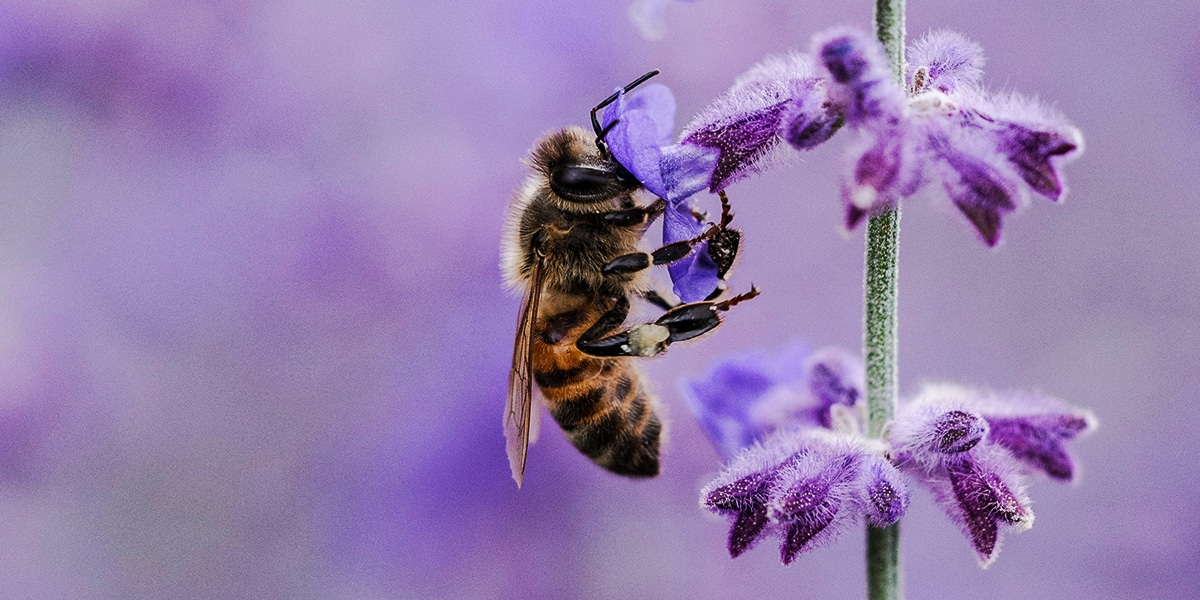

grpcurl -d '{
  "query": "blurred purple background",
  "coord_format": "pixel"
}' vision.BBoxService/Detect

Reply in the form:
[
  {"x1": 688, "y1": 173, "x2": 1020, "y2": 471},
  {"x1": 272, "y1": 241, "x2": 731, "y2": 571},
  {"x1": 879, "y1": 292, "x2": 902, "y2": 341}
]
[{"x1": 0, "y1": 0, "x2": 1196, "y2": 598}]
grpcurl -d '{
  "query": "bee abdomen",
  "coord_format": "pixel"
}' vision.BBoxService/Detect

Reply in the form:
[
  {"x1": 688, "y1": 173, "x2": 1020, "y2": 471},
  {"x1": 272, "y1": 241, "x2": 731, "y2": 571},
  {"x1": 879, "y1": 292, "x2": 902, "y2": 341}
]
[{"x1": 546, "y1": 368, "x2": 662, "y2": 478}]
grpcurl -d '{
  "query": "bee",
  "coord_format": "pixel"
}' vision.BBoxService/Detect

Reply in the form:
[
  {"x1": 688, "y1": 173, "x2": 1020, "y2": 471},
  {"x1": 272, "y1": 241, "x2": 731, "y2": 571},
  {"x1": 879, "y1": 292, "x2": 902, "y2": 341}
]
[{"x1": 501, "y1": 71, "x2": 758, "y2": 487}]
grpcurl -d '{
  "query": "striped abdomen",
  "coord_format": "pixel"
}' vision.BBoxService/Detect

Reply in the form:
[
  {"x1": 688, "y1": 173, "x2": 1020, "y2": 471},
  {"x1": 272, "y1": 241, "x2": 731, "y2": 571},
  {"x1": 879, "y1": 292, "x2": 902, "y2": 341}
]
[{"x1": 531, "y1": 303, "x2": 663, "y2": 477}]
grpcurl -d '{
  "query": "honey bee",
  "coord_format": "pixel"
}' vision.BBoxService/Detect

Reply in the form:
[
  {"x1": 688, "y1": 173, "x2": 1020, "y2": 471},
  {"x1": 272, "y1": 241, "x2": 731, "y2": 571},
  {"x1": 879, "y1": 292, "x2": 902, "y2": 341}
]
[{"x1": 501, "y1": 71, "x2": 758, "y2": 487}]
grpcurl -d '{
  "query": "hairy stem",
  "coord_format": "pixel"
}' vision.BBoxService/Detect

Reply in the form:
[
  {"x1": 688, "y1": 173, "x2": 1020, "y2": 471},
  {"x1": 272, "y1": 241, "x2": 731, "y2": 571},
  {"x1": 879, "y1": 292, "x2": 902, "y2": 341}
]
[{"x1": 866, "y1": 1, "x2": 904, "y2": 599}]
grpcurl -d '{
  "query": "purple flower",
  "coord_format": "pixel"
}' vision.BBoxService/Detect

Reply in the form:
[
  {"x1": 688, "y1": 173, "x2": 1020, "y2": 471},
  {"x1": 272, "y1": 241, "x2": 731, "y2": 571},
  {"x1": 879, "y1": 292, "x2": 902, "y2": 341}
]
[
  {"x1": 682, "y1": 343, "x2": 863, "y2": 460},
  {"x1": 890, "y1": 384, "x2": 1095, "y2": 566},
  {"x1": 691, "y1": 346, "x2": 1094, "y2": 567},
  {"x1": 814, "y1": 29, "x2": 1083, "y2": 245},
  {"x1": 700, "y1": 431, "x2": 908, "y2": 563},
  {"x1": 602, "y1": 84, "x2": 720, "y2": 302}
]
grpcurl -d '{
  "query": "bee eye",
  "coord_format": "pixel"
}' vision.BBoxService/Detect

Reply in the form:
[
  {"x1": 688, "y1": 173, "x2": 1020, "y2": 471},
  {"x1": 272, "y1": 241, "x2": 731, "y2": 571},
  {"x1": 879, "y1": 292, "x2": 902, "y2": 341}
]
[{"x1": 550, "y1": 164, "x2": 632, "y2": 202}]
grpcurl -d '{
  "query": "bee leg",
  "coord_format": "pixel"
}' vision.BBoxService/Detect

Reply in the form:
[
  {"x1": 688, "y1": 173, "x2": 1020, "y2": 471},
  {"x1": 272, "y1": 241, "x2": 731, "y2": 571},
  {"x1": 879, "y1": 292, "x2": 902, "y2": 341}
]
[
  {"x1": 641, "y1": 290, "x2": 678, "y2": 311},
  {"x1": 575, "y1": 295, "x2": 631, "y2": 345},
  {"x1": 597, "y1": 198, "x2": 667, "y2": 228},
  {"x1": 707, "y1": 191, "x2": 740, "y2": 280},
  {"x1": 604, "y1": 191, "x2": 740, "y2": 278},
  {"x1": 602, "y1": 226, "x2": 720, "y2": 277},
  {"x1": 577, "y1": 287, "x2": 760, "y2": 358}
]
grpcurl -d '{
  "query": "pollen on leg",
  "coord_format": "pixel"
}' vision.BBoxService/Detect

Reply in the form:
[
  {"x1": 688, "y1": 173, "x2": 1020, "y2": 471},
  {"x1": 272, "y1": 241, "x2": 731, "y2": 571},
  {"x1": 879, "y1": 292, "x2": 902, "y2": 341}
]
[{"x1": 628, "y1": 324, "x2": 670, "y2": 356}]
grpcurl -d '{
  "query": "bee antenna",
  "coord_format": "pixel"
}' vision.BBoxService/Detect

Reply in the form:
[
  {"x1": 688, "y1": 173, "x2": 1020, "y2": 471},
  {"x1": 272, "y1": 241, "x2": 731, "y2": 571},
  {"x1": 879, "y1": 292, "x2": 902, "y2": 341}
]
[{"x1": 591, "y1": 69, "x2": 660, "y2": 155}]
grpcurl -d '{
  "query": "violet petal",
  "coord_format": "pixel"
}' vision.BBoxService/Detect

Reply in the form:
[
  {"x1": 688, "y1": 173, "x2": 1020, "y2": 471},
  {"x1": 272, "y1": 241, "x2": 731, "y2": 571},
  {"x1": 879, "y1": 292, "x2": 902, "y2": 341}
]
[
  {"x1": 601, "y1": 84, "x2": 677, "y2": 197},
  {"x1": 993, "y1": 122, "x2": 1079, "y2": 201},
  {"x1": 805, "y1": 349, "x2": 865, "y2": 428},
  {"x1": 931, "y1": 135, "x2": 1021, "y2": 247},
  {"x1": 818, "y1": 30, "x2": 905, "y2": 124},
  {"x1": 985, "y1": 414, "x2": 1091, "y2": 481},
  {"x1": 683, "y1": 343, "x2": 816, "y2": 459},
  {"x1": 703, "y1": 466, "x2": 784, "y2": 558},
  {"x1": 780, "y1": 498, "x2": 839, "y2": 564},
  {"x1": 946, "y1": 458, "x2": 1032, "y2": 563},
  {"x1": 783, "y1": 83, "x2": 841, "y2": 150}
]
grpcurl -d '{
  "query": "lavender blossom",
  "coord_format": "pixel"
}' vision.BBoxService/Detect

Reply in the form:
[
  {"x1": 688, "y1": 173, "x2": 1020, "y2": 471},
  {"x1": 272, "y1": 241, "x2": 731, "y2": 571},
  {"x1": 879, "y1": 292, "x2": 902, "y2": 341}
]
[
  {"x1": 970, "y1": 390, "x2": 1098, "y2": 481},
  {"x1": 691, "y1": 346, "x2": 1093, "y2": 567},
  {"x1": 682, "y1": 343, "x2": 864, "y2": 460},
  {"x1": 814, "y1": 29, "x2": 1083, "y2": 245},
  {"x1": 602, "y1": 84, "x2": 720, "y2": 302},
  {"x1": 890, "y1": 384, "x2": 1095, "y2": 566}
]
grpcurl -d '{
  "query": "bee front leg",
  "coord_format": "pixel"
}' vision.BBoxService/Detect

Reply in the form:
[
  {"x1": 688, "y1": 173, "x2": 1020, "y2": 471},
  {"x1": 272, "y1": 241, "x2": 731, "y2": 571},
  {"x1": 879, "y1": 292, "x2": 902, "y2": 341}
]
[
  {"x1": 602, "y1": 191, "x2": 741, "y2": 278},
  {"x1": 601, "y1": 239, "x2": 699, "y2": 276},
  {"x1": 576, "y1": 287, "x2": 760, "y2": 358}
]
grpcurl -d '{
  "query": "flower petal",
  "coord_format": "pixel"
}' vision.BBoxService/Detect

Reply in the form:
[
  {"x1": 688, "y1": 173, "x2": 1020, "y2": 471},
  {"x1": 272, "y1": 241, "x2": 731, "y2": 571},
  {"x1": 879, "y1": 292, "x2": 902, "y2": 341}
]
[
  {"x1": 661, "y1": 143, "x2": 719, "y2": 202},
  {"x1": 805, "y1": 348, "x2": 865, "y2": 428},
  {"x1": 601, "y1": 84, "x2": 677, "y2": 196},
  {"x1": 944, "y1": 457, "x2": 1033, "y2": 565},
  {"x1": 986, "y1": 415, "x2": 1088, "y2": 481},
  {"x1": 783, "y1": 82, "x2": 842, "y2": 150},
  {"x1": 703, "y1": 469, "x2": 779, "y2": 558},
  {"x1": 768, "y1": 447, "x2": 858, "y2": 563},
  {"x1": 929, "y1": 133, "x2": 1022, "y2": 247},
  {"x1": 993, "y1": 121, "x2": 1080, "y2": 201},
  {"x1": 668, "y1": 242, "x2": 721, "y2": 303},
  {"x1": 701, "y1": 454, "x2": 792, "y2": 557}
]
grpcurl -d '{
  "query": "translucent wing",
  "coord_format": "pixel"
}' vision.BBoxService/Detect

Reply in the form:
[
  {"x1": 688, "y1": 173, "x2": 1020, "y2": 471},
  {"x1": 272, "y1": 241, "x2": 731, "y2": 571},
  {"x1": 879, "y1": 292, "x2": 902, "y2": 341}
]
[{"x1": 505, "y1": 251, "x2": 546, "y2": 488}]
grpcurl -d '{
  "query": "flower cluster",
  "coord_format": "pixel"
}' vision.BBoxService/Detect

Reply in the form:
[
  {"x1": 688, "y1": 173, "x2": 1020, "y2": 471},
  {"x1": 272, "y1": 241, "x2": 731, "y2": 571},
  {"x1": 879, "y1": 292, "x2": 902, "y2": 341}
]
[
  {"x1": 820, "y1": 29, "x2": 1084, "y2": 245},
  {"x1": 685, "y1": 345, "x2": 1095, "y2": 566},
  {"x1": 700, "y1": 430, "x2": 908, "y2": 564},
  {"x1": 601, "y1": 29, "x2": 1083, "y2": 303}
]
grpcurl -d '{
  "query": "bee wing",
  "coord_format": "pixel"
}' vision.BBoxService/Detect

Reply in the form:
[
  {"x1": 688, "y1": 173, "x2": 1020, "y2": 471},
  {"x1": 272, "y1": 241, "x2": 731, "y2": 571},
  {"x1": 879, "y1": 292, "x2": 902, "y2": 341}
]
[{"x1": 505, "y1": 253, "x2": 546, "y2": 488}]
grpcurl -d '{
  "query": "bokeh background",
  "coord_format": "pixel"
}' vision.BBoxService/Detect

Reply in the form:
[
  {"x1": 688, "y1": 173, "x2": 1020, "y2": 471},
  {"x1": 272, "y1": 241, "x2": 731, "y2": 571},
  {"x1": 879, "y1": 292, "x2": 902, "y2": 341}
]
[{"x1": 0, "y1": 0, "x2": 1196, "y2": 598}]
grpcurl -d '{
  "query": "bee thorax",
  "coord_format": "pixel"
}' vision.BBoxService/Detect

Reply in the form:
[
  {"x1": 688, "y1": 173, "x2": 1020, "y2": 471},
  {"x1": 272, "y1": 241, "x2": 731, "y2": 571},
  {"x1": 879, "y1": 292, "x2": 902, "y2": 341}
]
[{"x1": 627, "y1": 324, "x2": 670, "y2": 357}]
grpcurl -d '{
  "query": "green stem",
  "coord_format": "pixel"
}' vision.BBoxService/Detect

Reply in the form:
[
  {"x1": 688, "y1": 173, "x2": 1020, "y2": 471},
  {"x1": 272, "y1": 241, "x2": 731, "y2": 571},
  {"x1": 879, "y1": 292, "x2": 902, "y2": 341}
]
[
  {"x1": 866, "y1": 1, "x2": 904, "y2": 600},
  {"x1": 864, "y1": 208, "x2": 900, "y2": 600}
]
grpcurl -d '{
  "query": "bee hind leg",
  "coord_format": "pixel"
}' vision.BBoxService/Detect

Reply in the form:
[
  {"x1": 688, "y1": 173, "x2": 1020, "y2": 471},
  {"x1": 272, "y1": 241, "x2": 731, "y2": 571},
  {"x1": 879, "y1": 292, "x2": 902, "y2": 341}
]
[{"x1": 576, "y1": 287, "x2": 760, "y2": 358}]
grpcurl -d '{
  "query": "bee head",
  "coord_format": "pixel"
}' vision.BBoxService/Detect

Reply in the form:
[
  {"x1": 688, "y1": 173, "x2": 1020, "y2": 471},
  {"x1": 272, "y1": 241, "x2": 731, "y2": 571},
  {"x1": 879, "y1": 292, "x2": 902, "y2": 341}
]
[{"x1": 533, "y1": 127, "x2": 640, "y2": 206}]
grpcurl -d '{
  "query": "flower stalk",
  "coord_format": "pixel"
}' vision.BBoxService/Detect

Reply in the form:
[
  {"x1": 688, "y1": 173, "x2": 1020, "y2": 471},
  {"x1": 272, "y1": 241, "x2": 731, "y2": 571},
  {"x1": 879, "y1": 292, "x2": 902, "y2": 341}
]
[{"x1": 866, "y1": 1, "x2": 904, "y2": 599}]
